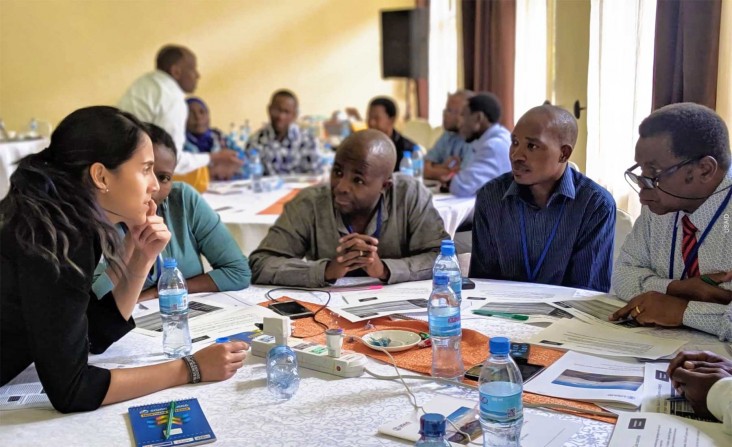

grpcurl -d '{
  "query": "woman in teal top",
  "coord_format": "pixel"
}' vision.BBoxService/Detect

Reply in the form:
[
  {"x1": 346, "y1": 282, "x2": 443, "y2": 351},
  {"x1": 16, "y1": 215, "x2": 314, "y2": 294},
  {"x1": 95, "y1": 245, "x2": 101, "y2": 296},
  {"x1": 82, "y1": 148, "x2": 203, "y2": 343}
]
[{"x1": 94, "y1": 124, "x2": 250, "y2": 300}]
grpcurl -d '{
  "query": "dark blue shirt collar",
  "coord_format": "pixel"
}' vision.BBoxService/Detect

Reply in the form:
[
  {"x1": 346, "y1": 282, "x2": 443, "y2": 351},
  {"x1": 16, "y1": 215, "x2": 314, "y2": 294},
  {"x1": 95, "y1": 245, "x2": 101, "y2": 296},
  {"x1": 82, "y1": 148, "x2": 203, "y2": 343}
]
[{"x1": 502, "y1": 165, "x2": 577, "y2": 207}]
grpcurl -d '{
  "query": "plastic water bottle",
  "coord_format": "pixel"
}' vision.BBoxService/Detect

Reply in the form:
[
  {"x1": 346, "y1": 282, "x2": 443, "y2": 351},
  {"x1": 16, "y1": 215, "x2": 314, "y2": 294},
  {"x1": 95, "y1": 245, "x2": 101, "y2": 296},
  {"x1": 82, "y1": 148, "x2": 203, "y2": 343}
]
[
  {"x1": 157, "y1": 258, "x2": 191, "y2": 358},
  {"x1": 433, "y1": 240, "x2": 462, "y2": 305},
  {"x1": 415, "y1": 413, "x2": 451, "y2": 446},
  {"x1": 228, "y1": 122, "x2": 238, "y2": 142},
  {"x1": 250, "y1": 149, "x2": 264, "y2": 193},
  {"x1": 266, "y1": 346, "x2": 300, "y2": 399},
  {"x1": 238, "y1": 120, "x2": 250, "y2": 147},
  {"x1": 400, "y1": 150, "x2": 414, "y2": 177},
  {"x1": 412, "y1": 145, "x2": 424, "y2": 183},
  {"x1": 478, "y1": 337, "x2": 524, "y2": 447},
  {"x1": 428, "y1": 274, "x2": 464, "y2": 380}
]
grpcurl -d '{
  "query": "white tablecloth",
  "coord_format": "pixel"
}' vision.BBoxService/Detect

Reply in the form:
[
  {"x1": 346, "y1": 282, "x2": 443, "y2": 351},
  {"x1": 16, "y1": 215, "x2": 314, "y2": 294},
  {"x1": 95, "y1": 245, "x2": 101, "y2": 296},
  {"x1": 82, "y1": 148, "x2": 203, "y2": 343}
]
[
  {"x1": 202, "y1": 180, "x2": 476, "y2": 256},
  {"x1": 0, "y1": 281, "x2": 619, "y2": 447},
  {"x1": 0, "y1": 138, "x2": 48, "y2": 199}
]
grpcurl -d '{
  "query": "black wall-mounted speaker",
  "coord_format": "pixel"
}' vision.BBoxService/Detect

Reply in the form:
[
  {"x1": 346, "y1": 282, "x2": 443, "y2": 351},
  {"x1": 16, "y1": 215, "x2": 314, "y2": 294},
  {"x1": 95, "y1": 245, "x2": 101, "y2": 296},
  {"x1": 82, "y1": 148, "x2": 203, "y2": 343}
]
[{"x1": 381, "y1": 8, "x2": 428, "y2": 79}]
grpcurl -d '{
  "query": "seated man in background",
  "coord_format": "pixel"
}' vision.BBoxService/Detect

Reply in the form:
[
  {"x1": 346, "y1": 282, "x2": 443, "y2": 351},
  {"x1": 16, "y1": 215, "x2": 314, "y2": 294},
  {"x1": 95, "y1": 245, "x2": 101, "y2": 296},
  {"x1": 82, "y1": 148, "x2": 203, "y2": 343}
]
[
  {"x1": 93, "y1": 124, "x2": 251, "y2": 300},
  {"x1": 366, "y1": 96, "x2": 417, "y2": 171},
  {"x1": 247, "y1": 89, "x2": 320, "y2": 176},
  {"x1": 424, "y1": 90, "x2": 475, "y2": 185},
  {"x1": 249, "y1": 129, "x2": 449, "y2": 288},
  {"x1": 470, "y1": 105, "x2": 616, "y2": 292},
  {"x1": 449, "y1": 92, "x2": 511, "y2": 197},
  {"x1": 611, "y1": 103, "x2": 732, "y2": 339},
  {"x1": 667, "y1": 351, "x2": 732, "y2": 433},
  {"x1": 118, "y1": 44, "x2": 241, "y2": 179}
]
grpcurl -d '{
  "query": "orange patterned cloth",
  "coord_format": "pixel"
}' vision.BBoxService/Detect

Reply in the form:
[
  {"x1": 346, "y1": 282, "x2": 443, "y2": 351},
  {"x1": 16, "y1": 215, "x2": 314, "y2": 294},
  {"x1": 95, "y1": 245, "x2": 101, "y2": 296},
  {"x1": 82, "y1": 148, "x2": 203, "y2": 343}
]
[
  {"x1": 258, "y1": 298, "x2": 616, "y2": 424},
  {"x1": 256, "y1": 189, "x2": 301, "y2": 215}
]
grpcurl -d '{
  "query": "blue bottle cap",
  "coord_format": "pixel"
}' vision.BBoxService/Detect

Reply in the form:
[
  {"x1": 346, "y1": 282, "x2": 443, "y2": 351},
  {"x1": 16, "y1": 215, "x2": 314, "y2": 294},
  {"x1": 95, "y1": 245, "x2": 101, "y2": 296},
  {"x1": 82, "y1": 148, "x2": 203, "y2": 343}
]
[
  {"x1": 440, "y1": 243, "x2": 455, "y2": 256},
  {"x1": 163, "y1": 258, "x2": 177, "y2": 269},
  {"x1": 215, "y1": 337, "x2": 230, "y2": 343},
  {"x1": 434, "y1": 274, "x2": 449, "y2": 286},
  {"x1": 419, "y1": 413, "x2": 446, "y2": 437},
  {"x1": 489, "y1": 336, "x2": 510, "y2": 355},
  {"x1": 403, "y1": 151, "x2": 412, "y2": 158}
]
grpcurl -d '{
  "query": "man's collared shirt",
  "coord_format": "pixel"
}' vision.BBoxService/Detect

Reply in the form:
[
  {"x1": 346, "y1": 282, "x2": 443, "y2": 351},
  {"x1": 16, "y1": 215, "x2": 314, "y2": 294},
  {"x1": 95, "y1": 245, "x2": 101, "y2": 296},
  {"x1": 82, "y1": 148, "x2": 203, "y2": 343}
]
[
  {"x1": 449, "y1": 124, "x2": 511, "y2": 197},
  {"x1": 247, "y1": 123, "x2": 321, "y2": 175},
  {"x1": 470, "y1": 167, "x2": 616, "y2": 292},
  {"x1": 613, "y1": 169, "x2": 732, "y2": 340},
  {"x1": 425, "y1": 131, "x2": 474, "y2": 169},
  {"x1": 249, "y1": 175, "x2": 450, "y2": 288},
  {"x1": 118, "y1": 70, "x2": 210, "y2": 175},
  {"x1": 391, "y1": 129, "x2": 417, "y2": 172}
]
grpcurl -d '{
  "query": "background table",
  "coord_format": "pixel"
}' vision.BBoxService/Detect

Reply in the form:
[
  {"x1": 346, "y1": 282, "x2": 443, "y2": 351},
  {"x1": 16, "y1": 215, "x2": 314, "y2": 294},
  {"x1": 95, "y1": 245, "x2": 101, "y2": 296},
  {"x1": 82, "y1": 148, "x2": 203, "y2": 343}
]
[
  {"x1": 202, "y1": 180, "x2": 476, "y2": 256},
  {"x1": 0, "y1": 138, "x2": 48, "y2": 199},
  {"x1": 0, "y1": 281, "x2": 625, "y2": 447}
]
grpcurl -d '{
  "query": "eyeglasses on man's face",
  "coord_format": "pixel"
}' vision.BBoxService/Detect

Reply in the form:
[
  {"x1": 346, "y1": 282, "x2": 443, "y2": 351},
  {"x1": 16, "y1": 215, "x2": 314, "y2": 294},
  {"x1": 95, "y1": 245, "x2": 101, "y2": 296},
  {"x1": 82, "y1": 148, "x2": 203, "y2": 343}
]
[{"x1": 624, "y1": 158, "x2": 700, "y2": 193}]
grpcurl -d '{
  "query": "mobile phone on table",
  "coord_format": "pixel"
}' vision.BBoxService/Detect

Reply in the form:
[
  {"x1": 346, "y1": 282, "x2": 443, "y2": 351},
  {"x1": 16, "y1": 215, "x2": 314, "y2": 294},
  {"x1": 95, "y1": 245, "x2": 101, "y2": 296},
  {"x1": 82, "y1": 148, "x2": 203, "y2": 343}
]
[
  {"x1": 461, "y1": 277, "x2": 476, "y2": 289},
  {"x1": 267, "y1": 301, "x2": 314, "y2": 320},
  {"x1": 464, "y1": 343, "x2": 545, "y2": 383}
]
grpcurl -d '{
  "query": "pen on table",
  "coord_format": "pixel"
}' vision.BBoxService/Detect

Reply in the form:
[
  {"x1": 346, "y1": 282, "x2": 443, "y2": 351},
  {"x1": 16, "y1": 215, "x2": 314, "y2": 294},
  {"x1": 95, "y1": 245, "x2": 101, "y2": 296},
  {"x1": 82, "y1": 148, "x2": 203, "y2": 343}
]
[
  {"x1": 164, "y1": 400, "x2": 176, "y2": 439},
  {"x1": 359, "y1": 297, "x2": 378, "y2": 302},
  {"x1": 467, "y1": 296, "x2": 486, "y2": 300},
  {"x1": 472, "y1": 310, "x2": 529, "y2": 321},
  {"x1": 666, "y1": 396, "x2": 686, "y2": 402}
]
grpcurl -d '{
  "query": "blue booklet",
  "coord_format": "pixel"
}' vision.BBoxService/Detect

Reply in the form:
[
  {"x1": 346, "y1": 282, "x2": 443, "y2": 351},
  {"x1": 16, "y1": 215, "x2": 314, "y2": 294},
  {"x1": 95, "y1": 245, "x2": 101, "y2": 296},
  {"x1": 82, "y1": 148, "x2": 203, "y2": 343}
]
[{"x1": 128, "y1": 397, "x2": 216, "y2": 447}]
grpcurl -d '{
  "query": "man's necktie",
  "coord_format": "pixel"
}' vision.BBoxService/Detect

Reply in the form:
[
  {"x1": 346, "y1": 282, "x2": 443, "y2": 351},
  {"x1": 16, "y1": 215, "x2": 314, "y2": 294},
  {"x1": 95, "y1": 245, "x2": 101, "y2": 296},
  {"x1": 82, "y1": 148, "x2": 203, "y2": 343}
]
[{"x1": 681, "y1": 215, "x2": 701, "y2": 278}]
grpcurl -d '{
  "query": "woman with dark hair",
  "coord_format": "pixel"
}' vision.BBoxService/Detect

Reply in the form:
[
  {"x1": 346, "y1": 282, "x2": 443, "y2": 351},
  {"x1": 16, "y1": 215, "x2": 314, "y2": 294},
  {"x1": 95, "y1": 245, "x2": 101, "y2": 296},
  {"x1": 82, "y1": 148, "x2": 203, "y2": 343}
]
[
  {"x1": 0, "y1": 106, "x2": 247, "y2": 413},
  {"x1": 93, "y1": 123, "x2": 251, "y2": 300}
]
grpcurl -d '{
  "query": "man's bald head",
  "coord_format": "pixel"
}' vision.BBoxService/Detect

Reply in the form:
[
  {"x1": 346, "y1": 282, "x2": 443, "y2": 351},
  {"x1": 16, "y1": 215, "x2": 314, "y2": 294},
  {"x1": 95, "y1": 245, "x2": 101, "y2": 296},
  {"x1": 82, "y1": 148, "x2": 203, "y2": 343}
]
[
  {"x1": 522, "y1": 105, "x2": 578, "y2": 148},
  {"x1": 336, "y1": 129, "x2": 397, "y2": 180}
]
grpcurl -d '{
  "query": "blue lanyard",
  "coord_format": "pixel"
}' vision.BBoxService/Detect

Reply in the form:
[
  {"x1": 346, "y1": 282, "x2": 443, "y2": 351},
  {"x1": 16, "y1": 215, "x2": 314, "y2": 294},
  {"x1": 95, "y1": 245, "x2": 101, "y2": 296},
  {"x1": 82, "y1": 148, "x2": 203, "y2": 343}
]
[
  {"x1": 668, "y1": 186, "x2": 732, "y2": 279},
  {"x1": 344, "y1": 197, "x2": 383, "y2": 238},
  {"x1": 519, "y1": 199, "x2": 567, "y2": 282}
]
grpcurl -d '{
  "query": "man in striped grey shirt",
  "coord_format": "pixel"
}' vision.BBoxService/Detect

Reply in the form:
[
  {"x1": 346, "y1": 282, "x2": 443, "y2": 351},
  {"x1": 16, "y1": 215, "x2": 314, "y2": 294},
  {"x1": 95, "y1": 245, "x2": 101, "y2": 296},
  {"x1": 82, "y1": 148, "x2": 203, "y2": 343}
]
[
  {"x1": 469, "y1": 105, "x2": 616, "y2": 292},
  {"x1": 610, "y1": 103, "x2": 732, "y2": 340}
]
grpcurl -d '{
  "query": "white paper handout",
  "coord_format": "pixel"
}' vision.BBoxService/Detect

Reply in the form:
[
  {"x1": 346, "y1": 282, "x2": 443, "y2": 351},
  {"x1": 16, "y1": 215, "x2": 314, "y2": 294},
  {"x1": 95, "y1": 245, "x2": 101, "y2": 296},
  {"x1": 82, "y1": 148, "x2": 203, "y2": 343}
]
[
  {"x1": 608, "y1": 412, "x2": 730, "y2": 447},
  {"x1": 529, "y1": 319, "x2": 687, "y2": 359},
  {"x1": 523, "y1": 351, "x2": 645, "y2": 409},
  {"x1": 0, "y1": 367, "x2": 51, "y2": 411},
  {"x1": 378, "y1": 394, "x2": 583, "y2": 447}
]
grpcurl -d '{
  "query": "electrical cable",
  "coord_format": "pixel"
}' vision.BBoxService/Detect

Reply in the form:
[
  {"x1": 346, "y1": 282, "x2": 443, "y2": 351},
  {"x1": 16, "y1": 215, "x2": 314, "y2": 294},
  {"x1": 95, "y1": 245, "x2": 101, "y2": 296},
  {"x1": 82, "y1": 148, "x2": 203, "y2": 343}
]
[{"x1": 264, "y1": 287, "x2": 332, "y2": 338}]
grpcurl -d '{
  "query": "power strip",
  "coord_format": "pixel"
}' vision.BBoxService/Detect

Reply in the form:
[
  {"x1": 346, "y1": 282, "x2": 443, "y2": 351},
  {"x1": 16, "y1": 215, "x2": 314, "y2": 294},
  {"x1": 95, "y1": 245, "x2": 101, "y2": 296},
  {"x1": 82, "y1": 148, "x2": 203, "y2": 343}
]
[{"x1": 250, "y1": 334, "x2": 367, "y2": 378}]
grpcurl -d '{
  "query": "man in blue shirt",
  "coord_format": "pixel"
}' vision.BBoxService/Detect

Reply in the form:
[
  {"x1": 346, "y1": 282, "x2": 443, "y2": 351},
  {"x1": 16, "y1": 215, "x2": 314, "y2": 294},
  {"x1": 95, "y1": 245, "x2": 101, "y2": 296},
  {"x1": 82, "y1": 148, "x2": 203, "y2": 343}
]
[
  {"x1": 470, "y1": 105, "x2": 616, "y2": 292},
  {"x1": 449, "y1": 93, "x2": 512, "y2": 197},
  {"x1": 424, "y1": 90, "x2": 475, "y2": 184}
]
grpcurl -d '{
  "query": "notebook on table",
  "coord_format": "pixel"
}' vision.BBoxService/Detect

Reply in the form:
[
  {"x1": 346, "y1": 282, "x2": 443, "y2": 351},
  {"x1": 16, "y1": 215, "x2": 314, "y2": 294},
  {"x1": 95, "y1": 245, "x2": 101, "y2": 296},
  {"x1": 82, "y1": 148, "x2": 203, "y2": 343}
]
[{"x1": 128, "y1": 397, "x2": 215, "y2": 447}]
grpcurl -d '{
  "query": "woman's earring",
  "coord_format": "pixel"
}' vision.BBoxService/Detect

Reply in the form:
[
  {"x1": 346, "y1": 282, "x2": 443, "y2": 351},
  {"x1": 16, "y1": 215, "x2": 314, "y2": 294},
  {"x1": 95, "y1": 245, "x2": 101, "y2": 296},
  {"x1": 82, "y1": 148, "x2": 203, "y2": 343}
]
[{"x1": 104, "y1": 186, "x2": 109, "y2": 193}]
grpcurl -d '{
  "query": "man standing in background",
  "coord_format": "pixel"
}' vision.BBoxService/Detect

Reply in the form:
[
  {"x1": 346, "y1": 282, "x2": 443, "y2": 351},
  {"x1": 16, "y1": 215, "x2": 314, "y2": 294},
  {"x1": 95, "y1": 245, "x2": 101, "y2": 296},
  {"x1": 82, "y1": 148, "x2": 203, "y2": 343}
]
[{"x1": 118, "y1": 45, "x2": 241, "y2": 179}]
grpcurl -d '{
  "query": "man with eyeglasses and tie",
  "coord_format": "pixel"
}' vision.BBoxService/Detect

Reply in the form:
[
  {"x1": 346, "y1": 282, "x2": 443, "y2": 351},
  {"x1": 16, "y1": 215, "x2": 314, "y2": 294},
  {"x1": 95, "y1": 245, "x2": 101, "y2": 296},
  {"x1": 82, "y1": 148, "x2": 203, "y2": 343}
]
[{"x1": 611, "y1": 103, "x2": 732, "y2": 341}]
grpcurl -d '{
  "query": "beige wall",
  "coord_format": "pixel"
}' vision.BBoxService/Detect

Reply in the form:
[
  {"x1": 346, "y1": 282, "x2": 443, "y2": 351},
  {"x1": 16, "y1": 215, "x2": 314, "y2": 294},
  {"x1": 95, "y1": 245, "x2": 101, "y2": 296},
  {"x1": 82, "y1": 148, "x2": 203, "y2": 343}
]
[{"x1": 0, "y1": 0, "x2": 414, "y2": 133}]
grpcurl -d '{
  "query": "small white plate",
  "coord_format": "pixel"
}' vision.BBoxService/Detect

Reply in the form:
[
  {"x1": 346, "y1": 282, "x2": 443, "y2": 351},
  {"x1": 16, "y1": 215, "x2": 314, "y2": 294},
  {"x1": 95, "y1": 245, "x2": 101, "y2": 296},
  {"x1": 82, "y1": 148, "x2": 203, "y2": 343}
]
[{"x1": 363, "y1": 330, "x2": 422, "y2": 352}]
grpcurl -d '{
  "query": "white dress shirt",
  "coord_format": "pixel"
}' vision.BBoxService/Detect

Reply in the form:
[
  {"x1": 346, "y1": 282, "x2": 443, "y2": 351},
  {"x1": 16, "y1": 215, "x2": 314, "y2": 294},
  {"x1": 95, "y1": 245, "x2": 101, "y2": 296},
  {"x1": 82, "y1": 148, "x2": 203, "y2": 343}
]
[
  {"x1": 118, "y1": 70, "x2": 209, "y2": 174},
  {"x1": 449, "y1": 123, "x2": 511, "y2": 197},
  {"x1": 612, "y1": 169, "x2": 732, "y2": 340},
  {"x1": 707, "y1": 377, "x2": 732, "y2": 434}
]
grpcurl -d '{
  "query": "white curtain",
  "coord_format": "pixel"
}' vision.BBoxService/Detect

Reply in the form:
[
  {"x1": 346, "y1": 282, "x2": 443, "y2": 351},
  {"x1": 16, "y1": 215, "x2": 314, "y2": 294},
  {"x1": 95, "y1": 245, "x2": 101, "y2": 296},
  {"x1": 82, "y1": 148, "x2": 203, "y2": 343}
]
[
  {"x1": 428, "y1": 0, "x2": 459, "y2": 127},
  {"x1": 514, "y1": 0, "x2": 548, "y2": 119},
  {"x1": 586, "y1": 0, "x2": 656, "y2": 219}
]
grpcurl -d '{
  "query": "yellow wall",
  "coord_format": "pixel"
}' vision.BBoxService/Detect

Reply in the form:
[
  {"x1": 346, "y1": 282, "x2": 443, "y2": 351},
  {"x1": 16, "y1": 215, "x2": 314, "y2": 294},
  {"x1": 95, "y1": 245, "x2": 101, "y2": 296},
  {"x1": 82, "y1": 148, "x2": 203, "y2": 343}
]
[
  {"x1": 0, "y1": 0, "x2": 414, "y2": 133},
  {"x1": 717, "y1": 0, "x2": 731, "y2": 125}
]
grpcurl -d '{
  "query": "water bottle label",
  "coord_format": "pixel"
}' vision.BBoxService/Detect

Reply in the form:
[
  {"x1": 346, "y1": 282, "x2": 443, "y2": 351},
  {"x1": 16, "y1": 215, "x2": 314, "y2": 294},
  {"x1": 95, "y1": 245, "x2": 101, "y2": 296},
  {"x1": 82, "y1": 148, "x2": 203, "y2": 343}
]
[
  {"x1": 252, "y1": 164, "x2": 263, "y2": 176},
  {"x1": 429, "y1": 312, "x2": 461, "y2": 337},
  {"x1": 413, "y1": 159, "x2": 424, "y2": 171},
  {"x1": 479, "y1": 383, "x2": 523, "y2": 422},
  {"x1": 159, "y1": 291, "x2": 188, "y2": 314},
  {"x1": 400, "y1": 167, "x2": 414, "y2": 177}
]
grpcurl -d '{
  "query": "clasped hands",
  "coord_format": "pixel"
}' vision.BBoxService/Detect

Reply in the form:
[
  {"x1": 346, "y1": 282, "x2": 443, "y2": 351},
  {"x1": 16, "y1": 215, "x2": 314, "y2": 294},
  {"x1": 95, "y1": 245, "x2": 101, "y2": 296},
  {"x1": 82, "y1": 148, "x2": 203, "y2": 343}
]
[
  {"x1": 324, "y1": 233, "x2": 389, "y2": 282},
  {"x1": 609, "y1": 271, "x2": 732, "y2": 327}
]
